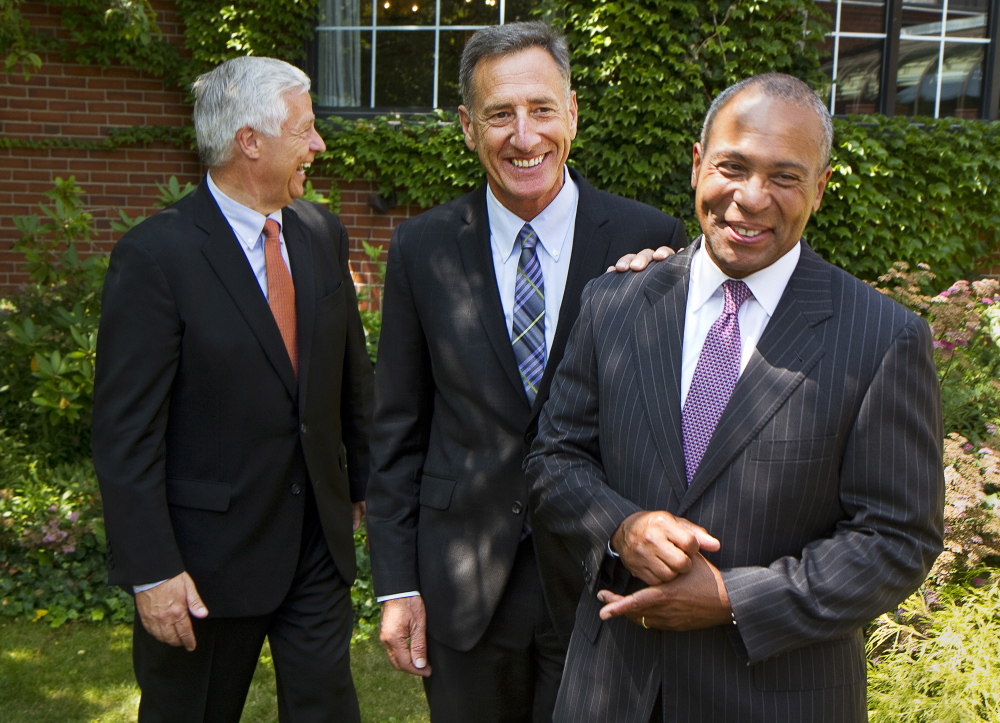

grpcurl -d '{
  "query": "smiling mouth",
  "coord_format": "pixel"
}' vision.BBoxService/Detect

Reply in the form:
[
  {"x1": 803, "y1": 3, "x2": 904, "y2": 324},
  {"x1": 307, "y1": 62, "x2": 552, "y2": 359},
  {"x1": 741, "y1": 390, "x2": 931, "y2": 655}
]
[
  {"x1": 297, "y1": 162, "x2": 312, "y2": 175},
  {"x1": 510, "y1": 154, "x2": 545, "y2": 168}
]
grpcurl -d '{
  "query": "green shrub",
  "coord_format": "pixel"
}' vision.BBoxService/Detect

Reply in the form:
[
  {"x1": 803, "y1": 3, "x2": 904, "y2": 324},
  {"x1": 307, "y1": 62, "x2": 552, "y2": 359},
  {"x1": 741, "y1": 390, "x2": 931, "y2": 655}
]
[
  {"x1": 0, "y1": 449, "x2": 132, "y2": 627},
  {"x1": 868, "y1": 582, "x2": 1000, "y2": 722}
]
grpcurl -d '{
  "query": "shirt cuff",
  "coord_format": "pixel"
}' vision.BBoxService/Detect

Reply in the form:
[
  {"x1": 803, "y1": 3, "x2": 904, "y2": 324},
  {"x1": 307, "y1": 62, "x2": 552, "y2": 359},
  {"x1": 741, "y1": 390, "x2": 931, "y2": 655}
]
[
  {"x1": 133, "y1": 579, "x2": 168, "y2": 593},
  {"x1": 376, "y1": 591, "x2": 421, "y2": 603}
]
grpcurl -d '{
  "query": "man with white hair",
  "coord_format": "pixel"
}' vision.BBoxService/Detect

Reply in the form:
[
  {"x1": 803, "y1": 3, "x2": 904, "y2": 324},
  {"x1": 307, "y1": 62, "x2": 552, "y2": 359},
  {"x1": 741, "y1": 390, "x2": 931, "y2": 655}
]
[{"x1": 92, "y1": 56, "x2": 373, "y2": 722}]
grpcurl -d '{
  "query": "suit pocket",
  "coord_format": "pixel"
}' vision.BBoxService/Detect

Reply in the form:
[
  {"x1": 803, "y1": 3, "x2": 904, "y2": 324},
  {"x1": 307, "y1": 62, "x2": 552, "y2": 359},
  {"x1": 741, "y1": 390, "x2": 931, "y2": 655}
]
[
  {"x1": 418, "y1": 474, "x2": 457, "y2": 510},
  {"x1": 165, "y1": 477, "x2": 231, "y2": 512},
  {"x1": 749, "y1": 435, "x2": 836, "y2": 462},
  {"x1": 751, "y1": 632, "x2": 866, "y2": 691},
  {"x1": 316, "y1": 282, "x2": 345, "y2": 315}
]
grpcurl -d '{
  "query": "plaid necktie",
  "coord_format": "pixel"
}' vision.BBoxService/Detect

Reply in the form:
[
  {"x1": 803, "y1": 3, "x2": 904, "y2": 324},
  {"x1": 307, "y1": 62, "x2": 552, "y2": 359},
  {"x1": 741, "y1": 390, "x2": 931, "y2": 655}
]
[
  {"x1": 682, "y1": 279, "x2": 752, "y2": 484},
  {"x1": 512, "y1": 223, "x2": 545, "y2": 405},
  {"x1": 263, "y1": 218, "x2": 298, "y2": 377}
]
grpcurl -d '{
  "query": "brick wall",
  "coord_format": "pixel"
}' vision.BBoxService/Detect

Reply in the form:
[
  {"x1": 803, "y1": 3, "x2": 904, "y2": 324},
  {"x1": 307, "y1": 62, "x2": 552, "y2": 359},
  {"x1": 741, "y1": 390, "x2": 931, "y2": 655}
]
[{"x1": 0, "y1": 1, "x2": 423, "y2": 302}]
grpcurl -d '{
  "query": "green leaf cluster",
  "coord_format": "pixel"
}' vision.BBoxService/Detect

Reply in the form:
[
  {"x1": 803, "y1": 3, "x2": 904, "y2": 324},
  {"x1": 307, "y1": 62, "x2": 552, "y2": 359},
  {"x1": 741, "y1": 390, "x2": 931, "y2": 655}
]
[{"x1": 815, "y1": 117, "x2": 1000, "y2": 282}]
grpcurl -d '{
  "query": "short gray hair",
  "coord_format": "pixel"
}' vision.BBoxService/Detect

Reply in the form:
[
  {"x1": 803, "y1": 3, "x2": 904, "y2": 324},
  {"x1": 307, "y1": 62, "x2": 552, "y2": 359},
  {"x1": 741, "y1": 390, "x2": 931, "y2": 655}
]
[
  {"x1": 192, "y1": 56, "x2": 311, "y2": 168},
  {"x1": 701, "y1": 73, "x2": 833, "y2": 171},
  {"x1": 458, "y1": 21, "x2": 571, "y2": 110}
]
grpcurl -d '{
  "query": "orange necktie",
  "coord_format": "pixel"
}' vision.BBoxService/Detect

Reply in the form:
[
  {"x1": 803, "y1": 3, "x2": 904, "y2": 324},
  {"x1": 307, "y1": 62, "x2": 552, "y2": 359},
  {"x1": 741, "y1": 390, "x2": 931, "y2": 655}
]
[{"x1": 263, "y1": 218, "x2": 298, "y2": 376}]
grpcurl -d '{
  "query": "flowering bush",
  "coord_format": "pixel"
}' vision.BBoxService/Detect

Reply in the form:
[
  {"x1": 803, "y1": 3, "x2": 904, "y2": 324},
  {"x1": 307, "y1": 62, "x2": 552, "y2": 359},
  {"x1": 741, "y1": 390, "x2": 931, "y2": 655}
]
[
  {"x1": 0, "y1": 436, "x2": 132, "y2": 626},
  {"x1": 874, "y1": 264, "x2": 1000, "y2": 441}
]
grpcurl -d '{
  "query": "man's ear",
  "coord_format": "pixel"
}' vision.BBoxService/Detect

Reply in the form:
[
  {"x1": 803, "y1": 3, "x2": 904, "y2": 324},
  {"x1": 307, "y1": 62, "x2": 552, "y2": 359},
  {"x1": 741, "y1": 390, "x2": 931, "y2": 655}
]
[
  {"x1": 458, "y1": 106, "x2": 477, "y2": 152},
  {"x1": 234, "y1": 125, "x2": 261, "y2": 160},
  {"x1": 691, "y1": 142, "x2": 704, "y2": 190},
  {"x1": 813, "y1": 165, "x2": 834, "y2": 211}
]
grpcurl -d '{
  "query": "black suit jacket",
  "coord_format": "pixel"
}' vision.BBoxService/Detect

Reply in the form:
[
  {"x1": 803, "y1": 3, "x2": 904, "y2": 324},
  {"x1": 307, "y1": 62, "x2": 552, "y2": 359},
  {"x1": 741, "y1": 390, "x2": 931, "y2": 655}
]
[
  {"x1": 92, "y1": 183, "x2": 373, "y2": 617},
  {"x1": 366, "y1": 169, "x2": 686, "y2": 650},
  {"x1": 527, "y1": 240, "x2": 944, "y2": 722}
]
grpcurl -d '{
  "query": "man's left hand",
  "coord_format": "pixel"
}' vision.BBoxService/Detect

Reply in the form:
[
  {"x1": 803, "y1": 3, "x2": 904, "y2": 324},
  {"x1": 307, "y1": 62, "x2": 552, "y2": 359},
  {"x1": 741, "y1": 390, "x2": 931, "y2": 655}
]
[
  {"x1": 607, "y1": 246, "x2": 675, "y2": 273},
  {"x1": 596, "y1": 553, "x2": 732, "y2": 631},
  {"x1": 352, "y1": 501, "x2": 366, "y2": 531}
]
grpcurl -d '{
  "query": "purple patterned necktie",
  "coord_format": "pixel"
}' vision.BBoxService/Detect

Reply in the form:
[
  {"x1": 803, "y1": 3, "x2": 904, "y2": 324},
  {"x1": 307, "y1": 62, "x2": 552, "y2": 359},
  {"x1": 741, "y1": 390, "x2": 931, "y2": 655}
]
[{"x1": 682, "y1": 279, "x2": 753, "y2": 485}]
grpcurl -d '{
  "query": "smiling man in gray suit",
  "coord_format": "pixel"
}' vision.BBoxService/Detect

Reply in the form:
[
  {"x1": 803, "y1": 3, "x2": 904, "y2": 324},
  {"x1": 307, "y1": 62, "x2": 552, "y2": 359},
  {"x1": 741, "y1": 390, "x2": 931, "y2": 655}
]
[{"x1": 526, "y1": 73, "x2": 944, "y2": 722}]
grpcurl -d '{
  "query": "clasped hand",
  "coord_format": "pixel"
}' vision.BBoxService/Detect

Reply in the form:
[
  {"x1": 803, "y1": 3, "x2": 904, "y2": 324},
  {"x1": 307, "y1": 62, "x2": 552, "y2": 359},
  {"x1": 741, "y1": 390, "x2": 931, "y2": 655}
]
[{"x1": 599, "y1": 510, "x2": 732, "y2": 631}]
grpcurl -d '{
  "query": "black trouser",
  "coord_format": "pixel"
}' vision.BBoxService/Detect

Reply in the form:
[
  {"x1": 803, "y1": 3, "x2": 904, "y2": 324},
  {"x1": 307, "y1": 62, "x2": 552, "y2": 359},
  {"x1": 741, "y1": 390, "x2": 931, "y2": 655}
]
[
  {"x1": 423, "y1": 537, "x2": 566, "y2": 723},
  {"x1": 132, "y1": 501, "x2": 359, "y2": 723}
]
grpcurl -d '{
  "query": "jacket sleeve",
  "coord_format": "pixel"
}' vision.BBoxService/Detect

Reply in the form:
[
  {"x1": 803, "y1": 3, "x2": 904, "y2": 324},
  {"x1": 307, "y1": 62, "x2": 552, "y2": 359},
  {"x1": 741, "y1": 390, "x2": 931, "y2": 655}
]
[
  {"x1": 365, "y1": 225, "x2": 435, "y2": 597},
  {"x1": 91, "y1": 235, "x2": 185, "y2": 588}
]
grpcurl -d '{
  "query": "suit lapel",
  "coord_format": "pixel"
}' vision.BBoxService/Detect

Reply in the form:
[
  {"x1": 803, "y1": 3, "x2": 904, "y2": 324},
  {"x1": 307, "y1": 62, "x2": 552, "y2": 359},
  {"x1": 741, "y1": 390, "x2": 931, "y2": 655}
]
[
  {"x1": 531, "y1": 170, "x2": 613, "y2": 419},
  {"x1": 678, "y1": 243, "x2": 833, "y2": 515},
  {"x1": 197, "y1": 185, "x2": 298, "y2": 400},
  {"x1": 456, "y1": 187, "x2": 526, "y2": 399},
  {"x1": 284, "y1": 207, "x2": 315, "y2": 405},
  {"x1": 633, "y1": 249, "x2": 693, "y2": 503}
]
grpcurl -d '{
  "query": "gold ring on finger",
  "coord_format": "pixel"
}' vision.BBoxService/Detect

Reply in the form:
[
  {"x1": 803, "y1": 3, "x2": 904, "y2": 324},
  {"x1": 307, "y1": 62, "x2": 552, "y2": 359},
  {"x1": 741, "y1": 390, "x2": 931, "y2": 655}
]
[{"x1": 641, "y1": 616, "x2": 648, "y2": 629}]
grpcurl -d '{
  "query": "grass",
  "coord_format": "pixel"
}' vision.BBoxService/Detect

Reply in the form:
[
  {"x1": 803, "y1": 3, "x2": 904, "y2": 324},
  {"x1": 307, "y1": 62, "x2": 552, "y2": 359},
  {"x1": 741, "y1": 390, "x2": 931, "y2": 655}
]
[{"x1": 0, "y1": 619, "x2": 429, "y2": 723}]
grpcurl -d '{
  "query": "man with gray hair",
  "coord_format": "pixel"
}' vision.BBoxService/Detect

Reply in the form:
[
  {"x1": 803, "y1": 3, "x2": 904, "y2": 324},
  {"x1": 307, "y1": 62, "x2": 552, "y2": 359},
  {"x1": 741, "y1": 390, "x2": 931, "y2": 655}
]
[
  {"x1": 92, "y1": 55, "x2": 373, "y2": 722},
  {"x1": 366, "y1": 20, "x2": 685, "y2": 722},
  {"x1": 526, "y1": 72, "x2": 943, "y2": 721}
]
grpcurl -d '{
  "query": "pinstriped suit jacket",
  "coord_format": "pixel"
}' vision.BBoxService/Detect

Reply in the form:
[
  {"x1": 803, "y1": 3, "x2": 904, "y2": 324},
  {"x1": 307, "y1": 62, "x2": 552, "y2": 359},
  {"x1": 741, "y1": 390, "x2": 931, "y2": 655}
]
[{"x1": 526, "y1": 240, "x2": 944, "y2": 722}]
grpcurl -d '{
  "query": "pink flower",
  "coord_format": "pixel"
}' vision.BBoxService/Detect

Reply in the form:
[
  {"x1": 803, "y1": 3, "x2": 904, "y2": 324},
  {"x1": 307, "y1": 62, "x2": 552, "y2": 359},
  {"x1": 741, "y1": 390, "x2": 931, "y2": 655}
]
[
  {"x1": 973, "y1": 577, "x2": 987, "y2": 588},
  {"x1": 69, "y1": 511, "x2": 79, "y2": 523}
]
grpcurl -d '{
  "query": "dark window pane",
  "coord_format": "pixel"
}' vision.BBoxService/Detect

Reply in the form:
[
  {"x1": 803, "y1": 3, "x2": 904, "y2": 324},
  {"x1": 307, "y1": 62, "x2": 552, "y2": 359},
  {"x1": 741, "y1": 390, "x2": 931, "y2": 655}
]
[
  {"x1": 902, "y1": 1, "x2": 944, "y2": 34},
  {"x1": 830, "y1": 36, "x2": 884, "y2": 114},
  {"x1": 894, "y1": 39, "x2": 939, "y2": 115},
  {"x1": 937, "y1": 42, "x2": 984, "y2": 117},
  {"x1": 438, "y1": 29, "x2": 477, "y2": 109},
  {"x1": 375, "y1": 30, "x2": 435, "y2": 107},
  {"x1": 377, "y1": 0, "x2": 435, "y2": 26},
  {"x1": 836, "y1": 0, "x2": 887, "y2": 34},
  {"x1": 440, "y1": 0, "x2": 499, "y2": 25}
]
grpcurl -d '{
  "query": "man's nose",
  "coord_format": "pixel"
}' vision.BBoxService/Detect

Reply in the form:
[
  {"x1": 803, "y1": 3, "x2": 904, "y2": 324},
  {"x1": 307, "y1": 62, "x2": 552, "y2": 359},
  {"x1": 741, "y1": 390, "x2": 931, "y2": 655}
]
[
  {"x1": 310, "y1": 128, "x2": 326, "y2": 153},
  {"x1": 510, "y1": 113, "x2": 540, "y2": 153},
  {"x1": 733, "y1": 175, "x2": 770, "y2": 213}
]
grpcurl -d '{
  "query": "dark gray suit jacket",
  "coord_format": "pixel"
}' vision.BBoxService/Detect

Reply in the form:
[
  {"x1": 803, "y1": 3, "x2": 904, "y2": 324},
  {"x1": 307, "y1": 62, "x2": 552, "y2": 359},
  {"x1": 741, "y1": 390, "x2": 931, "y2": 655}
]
[
  {"x1": 93, "y1": 184, "x2": 373, "y2": 616},
  {"x1": 526, "y1": 240, "x2": 944, "y2": 722},
  {"x1": 366, "y1": 169, "x2": 686, "y2": 650}
]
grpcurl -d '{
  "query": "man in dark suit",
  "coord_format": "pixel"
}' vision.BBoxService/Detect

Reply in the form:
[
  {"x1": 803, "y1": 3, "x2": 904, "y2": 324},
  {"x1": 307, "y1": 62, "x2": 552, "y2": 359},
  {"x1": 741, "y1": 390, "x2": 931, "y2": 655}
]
[
  {"x1": 526, "y1": 73, "x2": 944, "y2": 722},
  {"x1": 365, "y1": 22, "x2": 685, "y2": 723},
  {"x1": 92, "y1": 56, "x2": 373, "y2": 722}
]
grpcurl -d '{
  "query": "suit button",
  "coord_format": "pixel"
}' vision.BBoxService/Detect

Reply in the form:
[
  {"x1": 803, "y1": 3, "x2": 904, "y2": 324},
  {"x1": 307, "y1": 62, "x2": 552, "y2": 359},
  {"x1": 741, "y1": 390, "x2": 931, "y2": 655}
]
[
  {"x1": 290, "y1": 484, "x2": 303, "y2": 495},
  {"x1": 511, "y1": 501, "x2": 523, "y2": 515},
  {"x1": 300, "y1": 422, "x2": 308, "y2": 434},
  {"x1": 524, "y1": 431, "x2": 536, "y2": 444}
]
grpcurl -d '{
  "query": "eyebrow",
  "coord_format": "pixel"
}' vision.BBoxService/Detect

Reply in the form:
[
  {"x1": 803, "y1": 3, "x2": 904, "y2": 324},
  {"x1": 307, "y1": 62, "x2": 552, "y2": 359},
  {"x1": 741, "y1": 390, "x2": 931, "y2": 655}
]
[
  {"x1": 480, "y1": 96, "x2": 558, "y2": 115},
  {"x1": 714, "y1": 150, "x2": 809, "y2": 173}
]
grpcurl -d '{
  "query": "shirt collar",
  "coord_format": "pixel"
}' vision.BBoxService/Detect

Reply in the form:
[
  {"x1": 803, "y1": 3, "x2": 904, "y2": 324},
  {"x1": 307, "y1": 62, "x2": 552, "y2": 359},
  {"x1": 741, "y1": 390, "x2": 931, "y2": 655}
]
[
  {"x1": 206, "y1": 171, "x2": 283, "y2": 249},
  {"x1": 688, "y1": 236, "x2": 801, "y2": 317},
  {"x1": 487, "y1": 167, "x2": 578, "y2": 263}
]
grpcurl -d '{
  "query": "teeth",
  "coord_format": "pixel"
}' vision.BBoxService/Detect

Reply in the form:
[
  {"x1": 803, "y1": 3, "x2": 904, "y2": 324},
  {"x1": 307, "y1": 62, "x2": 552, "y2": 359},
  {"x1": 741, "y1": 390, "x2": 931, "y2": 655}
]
[
  {"x1": 299, "y1": 163, "x2": 311, "y2": 171},
  {"x1": 511, "y1": 155, "x2": 544, "y2": 168},
  {"x1": 734, "y1": 227, "x2": 763, "y2": 238}
]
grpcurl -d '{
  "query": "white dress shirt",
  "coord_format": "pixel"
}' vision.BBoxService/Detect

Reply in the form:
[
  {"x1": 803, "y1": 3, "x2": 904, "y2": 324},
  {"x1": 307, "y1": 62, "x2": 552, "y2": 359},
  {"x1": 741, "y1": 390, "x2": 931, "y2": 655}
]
[{"x1": 680, "y1": 238, "x2": 801, "y2": 406}]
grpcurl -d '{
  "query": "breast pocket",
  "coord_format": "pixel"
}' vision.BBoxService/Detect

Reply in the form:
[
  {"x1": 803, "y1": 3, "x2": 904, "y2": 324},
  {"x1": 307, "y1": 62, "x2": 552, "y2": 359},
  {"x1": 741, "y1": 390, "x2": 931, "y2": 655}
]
[{"x1": 750, "y1": 435, "x2": 837, "y2": 462}]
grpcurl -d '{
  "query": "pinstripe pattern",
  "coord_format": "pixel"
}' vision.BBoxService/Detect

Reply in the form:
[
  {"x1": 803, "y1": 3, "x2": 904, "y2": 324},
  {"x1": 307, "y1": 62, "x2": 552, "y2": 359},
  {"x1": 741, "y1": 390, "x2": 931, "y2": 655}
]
[{"x1": 526, "y1": 239, "x2": 944, "y2": 722}]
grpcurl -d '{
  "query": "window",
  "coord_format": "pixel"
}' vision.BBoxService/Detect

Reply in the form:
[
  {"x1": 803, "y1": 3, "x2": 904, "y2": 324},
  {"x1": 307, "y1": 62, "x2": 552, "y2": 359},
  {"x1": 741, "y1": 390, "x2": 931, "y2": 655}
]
[
  {"x1": 312, "y1": 0, "x2": 536, "y2": 114},
  {"x1": 818, "y1": 0, "x2": 999, "y2": 119}
]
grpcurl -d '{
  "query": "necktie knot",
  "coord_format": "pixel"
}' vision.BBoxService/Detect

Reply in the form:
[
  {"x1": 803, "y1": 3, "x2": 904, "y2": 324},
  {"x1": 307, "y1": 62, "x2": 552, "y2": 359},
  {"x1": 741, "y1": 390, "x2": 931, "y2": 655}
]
[
  {"x1": 263, "y1": 218, "x2": 281, "y2": 245},
  {"x1": 518, "y1": 223, "x2": 539, "y2": 251},
  {"x1": 722, "y1": 279, "x2": 752, "y2": 315}
]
